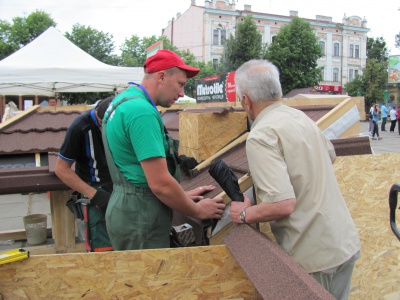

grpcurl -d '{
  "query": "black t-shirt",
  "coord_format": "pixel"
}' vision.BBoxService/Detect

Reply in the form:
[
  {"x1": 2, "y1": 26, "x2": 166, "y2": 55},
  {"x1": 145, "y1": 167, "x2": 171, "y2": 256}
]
[{"x1": 58, "y1": 109, "x2": 112, "y2": 185}]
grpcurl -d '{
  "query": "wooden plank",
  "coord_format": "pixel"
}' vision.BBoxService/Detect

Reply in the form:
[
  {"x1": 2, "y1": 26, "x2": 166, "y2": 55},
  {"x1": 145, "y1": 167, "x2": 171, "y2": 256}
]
[
  {"x1": 49, "y1": 190, "x2": 76, "y2": 253},
  {"x1": 0, "y1": 245, "x2": 255, "y2": 299}
]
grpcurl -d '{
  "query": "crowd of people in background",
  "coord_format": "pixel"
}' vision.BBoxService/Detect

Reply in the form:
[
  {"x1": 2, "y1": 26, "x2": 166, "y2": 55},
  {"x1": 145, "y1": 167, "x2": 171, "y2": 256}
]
[{"x1": 368, "y1": 102, "x2": 400, "y2": 138}]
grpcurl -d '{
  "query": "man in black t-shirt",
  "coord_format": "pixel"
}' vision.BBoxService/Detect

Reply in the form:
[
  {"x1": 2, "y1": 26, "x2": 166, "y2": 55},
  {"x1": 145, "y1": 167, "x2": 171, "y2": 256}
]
[{"x1": 55, "y1": 97, "x2": 113, "y2": 252}]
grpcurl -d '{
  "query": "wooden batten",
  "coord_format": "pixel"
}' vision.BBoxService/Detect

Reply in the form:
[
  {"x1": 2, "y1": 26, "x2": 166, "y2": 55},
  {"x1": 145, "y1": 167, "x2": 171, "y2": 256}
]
[
  {"x1": 49, "y1": 190, "x2": 76, "y2": 253},
  {"x1": 179, "y1": 110, "x2": 247, "y2": 162}
]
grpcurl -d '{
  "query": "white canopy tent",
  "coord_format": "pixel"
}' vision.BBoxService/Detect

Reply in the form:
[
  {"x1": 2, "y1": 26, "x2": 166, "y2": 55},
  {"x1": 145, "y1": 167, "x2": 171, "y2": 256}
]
[{"x1": 0, "y1": 27, "x2": 144, "y2": 96}]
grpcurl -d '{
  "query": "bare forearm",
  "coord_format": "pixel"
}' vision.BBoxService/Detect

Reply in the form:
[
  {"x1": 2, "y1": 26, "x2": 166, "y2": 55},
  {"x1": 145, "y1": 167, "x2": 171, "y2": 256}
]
[
  {"x1": 245, "y1": 200, "x2": 295, "y2": 223},
  {"x1": 55, "y1": 160, "x2": 96, "y2": 198},
  {"x1": 230, "y1": 197, "x2": 296, "y2": 224},
  {"x1": 151, "y1": 177, "x2": 200, "y2": 218}
]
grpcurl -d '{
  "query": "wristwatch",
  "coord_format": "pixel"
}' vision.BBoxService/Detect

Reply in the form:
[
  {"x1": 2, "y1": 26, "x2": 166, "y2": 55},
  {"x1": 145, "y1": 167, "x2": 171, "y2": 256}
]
[{"x1": 239, "y1": 208, "x2": 248, "y2": 224}]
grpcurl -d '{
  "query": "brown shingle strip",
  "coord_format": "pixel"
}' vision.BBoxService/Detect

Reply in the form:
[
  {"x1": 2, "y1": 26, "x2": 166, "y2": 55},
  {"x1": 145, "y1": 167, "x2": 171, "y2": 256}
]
[
  {"x1": 0, "y1": 167, "x2": 68, "y2": 195},
  {"x1": 292, "y1": 105, "x2": 335, "y2": 122},
  {"x1": 331, "y1": 136, "x2": 372, "y2": 156},
  {"x1": 224, "y1": 224, "x2": 335, "y2": 300},
  {"x1": 0, "y1": 131, "x2": 66, "y2": 154},
  {"x1": 1, "y1": 111, "x2": 81, "y2": 133}
]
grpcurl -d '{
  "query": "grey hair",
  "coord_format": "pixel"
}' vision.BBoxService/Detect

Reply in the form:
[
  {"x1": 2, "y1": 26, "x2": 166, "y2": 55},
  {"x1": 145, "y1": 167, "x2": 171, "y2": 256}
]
[{"x1": 235, "y1": 59, "x2": 283, "y2": 103}]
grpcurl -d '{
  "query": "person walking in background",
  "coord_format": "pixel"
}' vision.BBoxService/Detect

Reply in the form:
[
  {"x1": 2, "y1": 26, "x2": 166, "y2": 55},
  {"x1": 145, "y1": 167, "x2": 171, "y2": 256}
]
[
  {"x1": 102, "y1": 50, "x2": 225, "y2": 251},
  {"x1": 380, "y1": 102, "x2": 388, "y2": 131},
  {"x1": 368, "y1": 103, "x2": 375, "y2": 135},
  {"x1": 389, "y1": 106, "x2": 397, "y2": 132},
  {"x1": 230, "y1": 59, "x2": 360, "y2": 300},
  {"x1": 371, "y1": 104, "x2": 382, "y2": 140}
]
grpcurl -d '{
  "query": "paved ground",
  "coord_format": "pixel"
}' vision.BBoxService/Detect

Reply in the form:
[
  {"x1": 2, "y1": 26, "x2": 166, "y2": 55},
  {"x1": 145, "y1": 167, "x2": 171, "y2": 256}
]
[{"x1": 0, "y1": 121, "x2": 399, "y2": 251}]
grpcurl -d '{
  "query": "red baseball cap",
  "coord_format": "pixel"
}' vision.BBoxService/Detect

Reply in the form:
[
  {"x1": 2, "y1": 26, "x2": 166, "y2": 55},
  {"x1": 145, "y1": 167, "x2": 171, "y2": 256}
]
[{"x1": 144, "y1": 50, "x2": 200, "y2": 78}]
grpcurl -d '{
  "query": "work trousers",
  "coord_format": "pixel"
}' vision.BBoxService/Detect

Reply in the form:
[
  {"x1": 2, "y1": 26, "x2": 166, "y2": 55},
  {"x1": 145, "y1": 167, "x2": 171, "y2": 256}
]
[
  {"x1": 381, "y1": 117, "x2": 387, "y2": 131},
  {"x1": 371, "y1": 121, "x2": 379, "y2": 137},
  {"x1": 310, "y1": 250, "x2": 360, "y2": 300},
  {"x1": 390, "y1": 120, "x2": 396, "y2": 132}
]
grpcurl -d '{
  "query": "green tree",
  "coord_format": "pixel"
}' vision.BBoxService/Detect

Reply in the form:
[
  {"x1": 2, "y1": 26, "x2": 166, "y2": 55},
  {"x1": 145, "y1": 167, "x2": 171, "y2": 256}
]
[
  {"x1": 367, "y1": 37, "x2": 389, "y2": 62},
  {"x1": 0, "y1": 11, "x2": 56, "y2": 60},
  {"x1": 264, "y1": 16, "x2": 323, "y2": 95},
  {"x1": 222, "y1": 15, "x2": 264, "y2": 71},
  {"x1": 362, "y1": 59, "x2": 387, "y2": 106},
  {"x1": 120, "y1": 35, "x2": 178, "y2": 67},
  {"x1": 344, "y1": 74, "x2": 364, "y2": 97},
  {"x1": 65, "y1": 24, "x2": 116, "y2": 65},
  {"x1": 345, "y1": 37, "x2": 388, "y2": 110},
  {"x1": 61, "y1": 24, "x2": 118, "y2": 104}
]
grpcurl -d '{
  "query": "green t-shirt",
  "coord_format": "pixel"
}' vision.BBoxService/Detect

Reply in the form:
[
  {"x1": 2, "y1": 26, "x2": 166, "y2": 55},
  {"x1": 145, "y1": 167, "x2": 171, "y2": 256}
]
[{"x1": 105, "y1": 86, "x2": 168, "y2": 187}]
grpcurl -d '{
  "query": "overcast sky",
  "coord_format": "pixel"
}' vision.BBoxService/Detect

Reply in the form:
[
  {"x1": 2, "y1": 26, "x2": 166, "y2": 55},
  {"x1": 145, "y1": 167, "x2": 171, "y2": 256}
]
[{"x1": 0, "y1": 0, "x2": 399, "y2": 56}]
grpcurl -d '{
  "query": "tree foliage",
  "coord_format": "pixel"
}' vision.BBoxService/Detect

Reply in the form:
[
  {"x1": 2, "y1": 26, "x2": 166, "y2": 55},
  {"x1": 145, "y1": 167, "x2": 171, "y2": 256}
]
[
  {"x1": 345, "y1": 36, "x2": 388, "y2": 110},
  {"x1": 65, "y1": 24, "x2": 116, "y2": 65},
  {"x1": 0, "y1": 10, "x2": 56, "y2": 60},
  {"x1": 264, "y1": 16, "x2": 323, "y2": 95},
  {"x1": 367, "y1": 37, "x2": 388, "y2": 62},
  {"x1": 222, "y1": 15, "x2": 264, "y2": 72},
  {"x1": 119, "y1": 35, "x2": 178, "y2": 67},
  {"x1": 60, "y1": 24, "x2": 118, "y2": 104}
]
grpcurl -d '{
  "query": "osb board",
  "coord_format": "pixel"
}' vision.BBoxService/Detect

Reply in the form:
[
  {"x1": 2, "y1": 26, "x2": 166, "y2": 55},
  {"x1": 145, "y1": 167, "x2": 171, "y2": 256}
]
[
  {"x1": 0, "y1": 245, "x2": 255, "y2": 299},
  {"x1": 179, "y1": 111, "x2": 247, "y2": 162},
  {"x1": 332, "y1": 153, "x2": 400, "y2": 299}
]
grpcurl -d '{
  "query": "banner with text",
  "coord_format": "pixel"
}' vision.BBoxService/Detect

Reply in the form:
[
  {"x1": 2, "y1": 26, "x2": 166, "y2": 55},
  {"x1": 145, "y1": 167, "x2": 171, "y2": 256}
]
[{"x1": 195, "y1": 72, "x2": 236, "y2": 103}]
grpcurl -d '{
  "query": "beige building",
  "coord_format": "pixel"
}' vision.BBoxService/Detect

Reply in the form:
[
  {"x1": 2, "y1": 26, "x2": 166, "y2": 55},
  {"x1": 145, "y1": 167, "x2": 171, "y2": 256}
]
[{"x1": 162, "y1": 0, "x2": 369, "y2": 90}]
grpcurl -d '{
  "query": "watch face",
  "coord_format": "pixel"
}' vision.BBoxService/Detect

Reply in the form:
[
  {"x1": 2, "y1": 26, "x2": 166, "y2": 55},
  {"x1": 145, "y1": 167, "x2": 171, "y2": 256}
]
[{"x1": 240, "y1": 211, "x2": 245, "y2": 223}]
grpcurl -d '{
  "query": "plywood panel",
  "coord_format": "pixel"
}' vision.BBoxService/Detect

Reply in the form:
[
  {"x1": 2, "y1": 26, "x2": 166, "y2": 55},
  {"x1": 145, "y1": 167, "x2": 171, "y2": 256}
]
[
  {"x1": 180, "y1": 111, "x2": 247, "y2": 162},
  {"x1": 0, "y1": 245, "x2": 255, "y2": 299}
]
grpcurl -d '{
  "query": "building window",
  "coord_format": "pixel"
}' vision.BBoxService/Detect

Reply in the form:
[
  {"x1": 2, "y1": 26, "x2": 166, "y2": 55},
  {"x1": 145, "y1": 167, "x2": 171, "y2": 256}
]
[
  {"x1": 319, "y1": 41, "x2": 325, "y2": 55},
  {"x1": 333, "y1": 68, "x2": 339, "y2": 82},
  {"x1": 213, "y1": 59, "x2": 218, "y2": 70},
  {"x1": 350, "y1": 44, "x2": 354, "y2": 58},
  {"x1": 272, "y1": 36, "x2": 276, "y2": 43},
  {"x1": 354, "y1": 70, "x2": 359, "y2": 77},
  {"x1": 355, "y1": 45, "x2": 359, "y2": 58},
  {"x1": 349, "y1": 69, "x2": 353, "y2": 81},
  {"x1": 213, "y1": 28, "x2": 226, "y2": 46},
  {"x1": 334, "y1": 43, "x2": 340, "y2": 56}
]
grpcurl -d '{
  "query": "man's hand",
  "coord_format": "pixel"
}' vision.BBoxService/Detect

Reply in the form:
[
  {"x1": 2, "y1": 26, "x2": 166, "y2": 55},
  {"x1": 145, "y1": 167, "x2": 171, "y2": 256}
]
[
  {"x1": 195, "y1": 196, "x2": 225, "y2": 219},
  {"x1": 186, "y1": 185, "x2": 216, "y2": 201},
  {"x1": 230, "y1": 195, "x2": 252, "y2": 223},
  {"x1": 91, "y1": 188, "x2": 111, "y2": 214}
]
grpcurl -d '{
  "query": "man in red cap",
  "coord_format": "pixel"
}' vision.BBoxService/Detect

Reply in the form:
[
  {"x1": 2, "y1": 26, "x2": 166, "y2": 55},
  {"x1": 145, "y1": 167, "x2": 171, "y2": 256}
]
[{"x1": 101, "y1": 50, "x2": 225, "y2": 251}]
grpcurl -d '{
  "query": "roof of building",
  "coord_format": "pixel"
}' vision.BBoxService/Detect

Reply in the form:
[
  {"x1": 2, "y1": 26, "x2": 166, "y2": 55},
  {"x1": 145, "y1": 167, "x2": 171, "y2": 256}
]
[{"x1": 0, "y1": 103, "x2": 371, "y2": 196}]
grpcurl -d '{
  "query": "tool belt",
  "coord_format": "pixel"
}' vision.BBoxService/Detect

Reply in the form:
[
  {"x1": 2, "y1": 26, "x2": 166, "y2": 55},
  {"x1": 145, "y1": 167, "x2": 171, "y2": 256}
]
[{"x1": 66, "y1": 191, "x2": 90, "y2": 220}]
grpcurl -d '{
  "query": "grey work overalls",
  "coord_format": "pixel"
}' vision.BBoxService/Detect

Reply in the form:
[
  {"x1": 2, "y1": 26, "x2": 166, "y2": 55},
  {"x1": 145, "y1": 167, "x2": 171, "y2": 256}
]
[{"x1": 102, "y1": 96, "x2": 180, "y2": 250}]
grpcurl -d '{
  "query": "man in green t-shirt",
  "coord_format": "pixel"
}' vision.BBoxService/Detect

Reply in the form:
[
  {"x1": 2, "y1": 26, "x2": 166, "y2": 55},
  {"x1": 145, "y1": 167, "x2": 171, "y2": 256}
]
[{"x1": 103, "y1": 50, "x2": 225, "y2": 250}]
